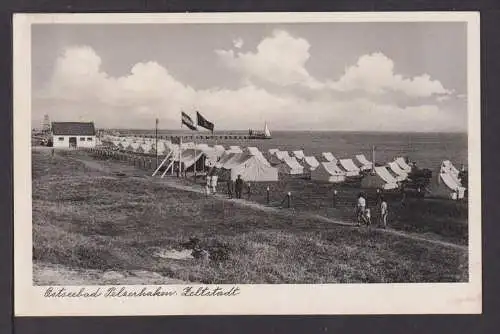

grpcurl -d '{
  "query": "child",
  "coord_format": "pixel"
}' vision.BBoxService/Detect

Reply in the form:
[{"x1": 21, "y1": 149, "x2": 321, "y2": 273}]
[{"x1": 362, "y1": 208, "x2": 372, "y2": 226}]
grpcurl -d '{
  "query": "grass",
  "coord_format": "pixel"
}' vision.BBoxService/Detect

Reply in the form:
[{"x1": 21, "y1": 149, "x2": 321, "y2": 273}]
[{"x1": 32, "y1": 148, "x2": 468, "y2": 284}]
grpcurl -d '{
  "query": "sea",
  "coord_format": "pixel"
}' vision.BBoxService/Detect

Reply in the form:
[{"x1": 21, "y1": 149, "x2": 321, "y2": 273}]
[{"x1": 109, "y1": 129, "x2": 468, "y2": 170}]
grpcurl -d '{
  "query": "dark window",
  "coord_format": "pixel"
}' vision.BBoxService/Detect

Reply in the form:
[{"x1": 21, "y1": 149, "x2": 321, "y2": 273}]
[
  {"x1": 80, "y1": 137, "x2": 85, "y2": 141},
  {"x1": 58, "y1": 137, "x2": 64, "y2": 141},
  {"x1": 87, "y1": 137, "x2": 93, "y2": 141}
]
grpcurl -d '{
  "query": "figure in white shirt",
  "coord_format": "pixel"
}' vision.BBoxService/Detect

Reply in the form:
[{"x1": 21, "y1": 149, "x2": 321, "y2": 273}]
[
  {"x1": 380, "y1": 196, "x2": 388, "y2": 228},
  {"x1": 211, "y1": 175, "x2": 218, "y2": 194},
  {"x1": 205, "y1": 175, "x2": 212, "y2": 196},
  {"x1": 356, "y1": 193, "x2": 366, "y2": 225}
]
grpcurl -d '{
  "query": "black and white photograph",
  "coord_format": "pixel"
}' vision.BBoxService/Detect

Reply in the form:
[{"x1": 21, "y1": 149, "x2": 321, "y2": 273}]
[{"x1": 14, "y1": 12, "x2": 481, "y2": 316}]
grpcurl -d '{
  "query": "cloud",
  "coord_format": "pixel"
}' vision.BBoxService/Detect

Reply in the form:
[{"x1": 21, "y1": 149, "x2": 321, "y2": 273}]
[
  {"x1": 33, "y1": 45, "x2": 465, "y2": 132},
  {"x1": 232, "y1": 37, "x2": 244, "y2": 49},
  {"x1": 217, "y1": 31, "x2": 452, "y2": 101},
  {"x1": 327, "y1": 52, "x2": 452, "y2": 98},
  {"x1": 216, "y1": 29, "x2": 323, "y2": 89}
]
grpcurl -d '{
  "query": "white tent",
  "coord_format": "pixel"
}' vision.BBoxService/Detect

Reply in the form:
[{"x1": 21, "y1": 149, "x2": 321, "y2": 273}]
[
  {"x1": 355, "y1": 154, "x2": 373, "y2": 171},
  {"x1": 140, "y1": 143, "x2": 153, "y2": 154},
  {"x1": 361, "y1": 167, "x2": 399, "y2": 190},
  {"x1": 278, "y1": 156, "x2": 304, "y2": 175},
  {"x1": 322, "y1": 152, "x2": 337, "y2": 162},
  {"x1": 227, "y1": 145, "x2": 243, "y2": 153},
  {"x1": 441, "y1": 160, "x2": 461, "y2": 184},
  {"x1": 214, "y1": 152, "x2": 278, "y2": 182},
  {"x1": 338, "y1": 159, "x2": 360, "y2": 177},
  {"x1": 387, "y1": 161, "x2": 408, "y2": 182},
  {"x1": 171, "y1": 149, "x2": 206, "y2": 171},
  {"x1": 395, "y1": 157, "x2": 412, "y2": 173},
  {"x1": 214, "y1": 144, "x2": 226, "y2": 152},
  {"x1": 292, "y1": 150, "x2": 305, "y2": 161},
  {"x1": 310, "y1": 162, "x2": 346, "y2": 183},
  {"x1": 268, "y1": 148, "x2": 279, "y2": 155},
  {"x1": 430, "y1": 167, "x2": 466, "y2": 200},
  {"x1": 303, "y1": 156, "x2": 320, "y2": 171},
  {"x1": 181, "y1": 142, "x2": 196, "y2": 149},
  {"x1": 275, "y1": 151, "x2": 291, "y2": 161},
  {"x1": 129, "y1": 142, "x2": 141, "y2": 152},
  {"x1": 245, "y1": 147, "x2": 271, "y2": 167}
]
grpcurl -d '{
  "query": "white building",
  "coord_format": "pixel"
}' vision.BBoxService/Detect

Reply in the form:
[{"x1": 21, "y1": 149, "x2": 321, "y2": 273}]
[{"x1": 51, "y1": 122, "x2": 97, "y2": 148}]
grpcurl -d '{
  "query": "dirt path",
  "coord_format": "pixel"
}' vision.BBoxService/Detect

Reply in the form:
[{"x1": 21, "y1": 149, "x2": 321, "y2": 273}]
[{"x1": 73, "y1": 154, "x2": 467, "y2": 252}]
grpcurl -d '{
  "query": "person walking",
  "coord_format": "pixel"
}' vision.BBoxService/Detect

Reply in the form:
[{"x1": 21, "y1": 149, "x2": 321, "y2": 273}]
[
  {"x1": 235, "y1": 175, "x2": 244, "y2": 199},
  {"x1": 227, "y1": 178, "x2": 234, "y2": 199},
  {"x1": 356, "y1": 193, "x2": 366, "y2": 225},
  {"x1": 380, "y1": 196, "x2": 388, "y2": 228},
  {"x1": 211, "y1": 174, "x2": 218, "y2": 194}
]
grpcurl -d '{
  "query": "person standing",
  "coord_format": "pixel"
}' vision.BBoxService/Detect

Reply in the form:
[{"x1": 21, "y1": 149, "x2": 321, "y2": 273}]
[
  {"x1": 227, "y1": 178, "x2": 234, "y2": 199},
  {"x1": 380, "y1": 196, "x2": 388, "y2": 228},
  {"x1": 356, "y1": 193, "x2": 366, "y2": 225},
  {"x1": 211, "y1": 174, "x2": 218, "y2": 194},
  {"x1": 235, "y1": 175, "x2": 243, "y2": 199},
  {"x1": 247, "y1": 182, "x2": 252, "y2": 199},
  {"x1": 205, "y1": 175, "x2": 212, "y2": 196}
]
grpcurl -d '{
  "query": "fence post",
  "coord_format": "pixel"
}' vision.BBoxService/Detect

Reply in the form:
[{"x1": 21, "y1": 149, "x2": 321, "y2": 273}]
[
  {"x1": 287, "y1": 192, "x2": 291, "y2": 208},
  {"x1": 266, "y1": 186, "x2": 270, "y2": 204}
]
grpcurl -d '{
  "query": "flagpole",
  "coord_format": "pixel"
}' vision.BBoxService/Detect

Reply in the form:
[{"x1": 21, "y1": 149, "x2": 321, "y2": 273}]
[
  {"x1": 180, "y1": 113, "x2": 183, "y2": 178},
  {"x1": 155, "y1": 118, "x2": 158, "y2": 169},
  {"x1": 193, "y1": 108, "x2": 197, "y2": 180},
  {"x1": 372, "y1": 145, "x2": 375, "y2": 173}
]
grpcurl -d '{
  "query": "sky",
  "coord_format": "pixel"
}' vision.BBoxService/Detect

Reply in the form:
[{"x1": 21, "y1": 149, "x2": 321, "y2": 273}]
[{"x1": 31, "y1": 22, "x2": 468, "y2": 132}]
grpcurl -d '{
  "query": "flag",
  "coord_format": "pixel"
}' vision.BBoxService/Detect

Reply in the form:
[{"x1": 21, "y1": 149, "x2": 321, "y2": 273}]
[
  {"x1": 181, "y1": 111, "x2": 197, "y2": 131},
  {"x1": 156, "y1": 118, "x2": 159, "y2": 126},
  {"x1": 196, "y1": 111, "x2": 214, "y2": 133}
]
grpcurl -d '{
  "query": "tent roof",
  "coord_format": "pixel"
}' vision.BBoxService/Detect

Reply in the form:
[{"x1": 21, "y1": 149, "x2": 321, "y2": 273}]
[
  {"x1": 356, "y1": 154, "x2": 372, "y2": 166},
  {"x1": 339, "y1": 159, "x2": 360, "y2": 172},
  {"x1": 304, "y1": 156, "x2": 320, "y2": 168},
  {"x1": 322, "y1": 152, "x2": 336, "y2": 162},
  {"x1": 395, "y1": 157, "x2": 412, "y2": 172},
  {"x1": 293, "y1": 150, "x2": 305, "y2": 159},
  {"x1": 374, "y1": 166, "x2": 398, "y2": 184},
  {"x1": 321, "y1": 161, "x2": 345, "y2": 175},
  {"x1": 283, "y1": 156, "x2": 303, "y2": 169},
  {"x1": 388, "y1": 161, "x2": 408, "y2": 176}
]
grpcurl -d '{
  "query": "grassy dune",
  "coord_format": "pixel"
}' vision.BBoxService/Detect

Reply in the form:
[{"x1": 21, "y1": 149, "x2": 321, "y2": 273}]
[{"x1": 32, "y1": 149, "x2": 468, "y2": 284}]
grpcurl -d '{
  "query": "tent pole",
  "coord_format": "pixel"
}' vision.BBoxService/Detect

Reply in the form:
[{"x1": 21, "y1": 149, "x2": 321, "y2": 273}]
[
  {"x1": 161, "y1": 160, "x2": 176, "y2": 178},
  {"x1": 152, "y1": 150, "x2": 171, "y2": 176},
  {"x1": 179, "y1": 136, "x2": 183, "y2": 178},
  {"x1": 155, "y1": 118, "x2": 159, "y2": 169}
]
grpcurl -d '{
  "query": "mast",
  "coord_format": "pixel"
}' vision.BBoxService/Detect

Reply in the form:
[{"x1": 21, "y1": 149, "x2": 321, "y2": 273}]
[
  {"x1": 371, "y1": 145, "x2": 376, "y2": 173},
  {"x1": 264, "y1": 122, "x2": 271, "y2": 137}
]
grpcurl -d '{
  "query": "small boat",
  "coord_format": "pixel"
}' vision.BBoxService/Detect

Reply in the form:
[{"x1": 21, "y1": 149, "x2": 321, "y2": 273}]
[{"x1": 249, "y1": 122, "x2": 272, "y2": 139}]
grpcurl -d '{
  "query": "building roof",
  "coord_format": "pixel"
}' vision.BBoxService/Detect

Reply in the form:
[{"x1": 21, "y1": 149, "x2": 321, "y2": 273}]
[{"x1": 51, "y1": 122, "x2": 96, "y2": 136}]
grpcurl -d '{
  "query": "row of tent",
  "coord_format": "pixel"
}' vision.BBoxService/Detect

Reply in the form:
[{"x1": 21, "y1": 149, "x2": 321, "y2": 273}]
[
  {"x1": 265, "y1": 149, "x2": 413, "y2": 188},
  {"x1": 103, "y1": 136, "x2": 466, "y2": 199}
]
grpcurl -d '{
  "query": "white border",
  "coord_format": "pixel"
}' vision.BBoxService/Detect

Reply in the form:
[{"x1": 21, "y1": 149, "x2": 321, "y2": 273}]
[{"x1": 14, "y1": 12, "x2": 482, "y2": 316}]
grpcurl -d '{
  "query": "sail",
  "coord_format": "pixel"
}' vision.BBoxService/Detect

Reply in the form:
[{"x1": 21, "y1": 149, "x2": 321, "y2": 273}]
[{"x1": 264, "y1": 123, "x2": 271, "y2": 137}]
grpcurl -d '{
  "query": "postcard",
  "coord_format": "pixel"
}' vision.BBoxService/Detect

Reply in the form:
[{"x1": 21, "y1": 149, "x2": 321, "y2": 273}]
[{"x1": 13, "y1": 12, "x2": 481, "y2": 316}]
